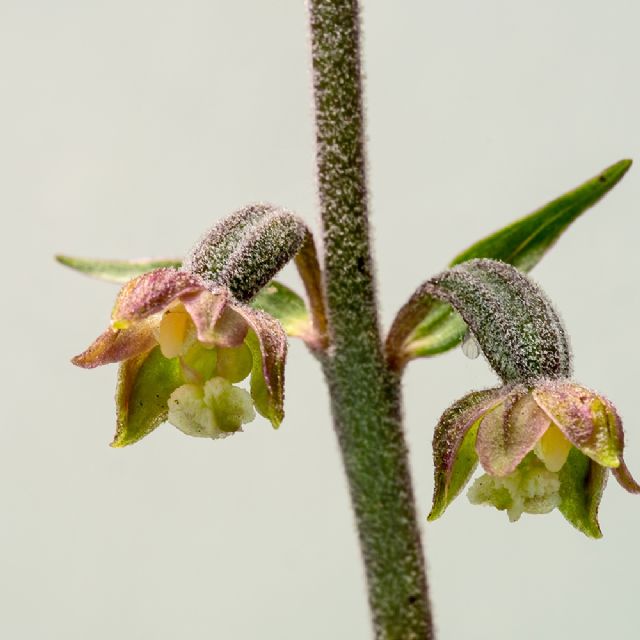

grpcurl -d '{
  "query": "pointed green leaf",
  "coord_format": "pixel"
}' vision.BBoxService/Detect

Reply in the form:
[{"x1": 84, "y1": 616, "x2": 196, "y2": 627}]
[
  {"x1": 56, "y1": 255, "x2": 182, "y2": 284},
  {"x1": 558, "y1": 448, "x2": 607, "y2": 539},
  {"x1": 451, "y1": 159, "x2": 631, "y2": 270},
  {"x1": 251, "y1": 281, "x2": 312, "y2": 340},
  {"x1": 401, "y1": 159, "x2": 631, "y2": 359},
  {"x1": 112, "y1": 346, "x2": 184, "y2": 447}
]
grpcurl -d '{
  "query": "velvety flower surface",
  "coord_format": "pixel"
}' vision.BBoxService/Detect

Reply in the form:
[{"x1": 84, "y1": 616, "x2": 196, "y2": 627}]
[
  {"x1": 429, "y1": 379, "x2": 640, "y2": 537},
  {"x1": 73, "y1": 268, "x2": 287, "y2": 446}
]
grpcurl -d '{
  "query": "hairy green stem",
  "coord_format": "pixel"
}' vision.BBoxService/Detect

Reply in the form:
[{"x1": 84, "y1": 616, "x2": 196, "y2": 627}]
[{"x1": 308, "y1": 1, "x2": 433, "y2": 637}]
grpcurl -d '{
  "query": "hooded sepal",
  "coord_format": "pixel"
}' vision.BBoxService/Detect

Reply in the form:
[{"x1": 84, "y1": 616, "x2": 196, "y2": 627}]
[
  {"x1": 112, "y1": 346, "x2": 184, "y2": 447},
  {"x1": 184, "y1": 203, "x2": 308, "y2": 303},
  {"x1": 558, "y1": 447, "x2": 608, "y2": 539},
  {"x1": 429, "y1": 388, "x2": 505, "y2": 520}
]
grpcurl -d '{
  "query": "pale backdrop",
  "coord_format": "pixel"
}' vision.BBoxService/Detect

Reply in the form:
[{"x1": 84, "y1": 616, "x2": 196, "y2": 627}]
[{"x1": 2, "y1": 1, "x2": 639, "y2": 638}]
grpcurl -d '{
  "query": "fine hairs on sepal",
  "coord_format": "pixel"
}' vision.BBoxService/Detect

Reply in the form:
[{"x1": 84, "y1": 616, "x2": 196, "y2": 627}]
[{"x1": 387, "y1": 258, "x2": 571, "y2": 382}]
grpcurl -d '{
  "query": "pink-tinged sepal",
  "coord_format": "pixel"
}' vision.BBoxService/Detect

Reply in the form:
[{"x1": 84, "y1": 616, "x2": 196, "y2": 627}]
[
  {"x1": 72, "y1": 320, "x2": 157, "y2": 369},
  {"x1": 533, "y1": 381, "x2": 622, "y2": 468},
  {"x1": 476, "y1": 386, "x2": 551, "y2": 477},
  {"x1": 240, "y1": 307, "x2": 287, "y2": 427},
  {"x1": 111, "y1": 268, "x2": 203, "y2": 327},
  {"x1": 613, "y1": 460, "x2": 640, "y2": 494},
  {"x1": 181, "y1": 288, "x2": 241, "y2": 347},
  {"x1": 429, "y1": 388, "x2": 506, "y2": 520}
]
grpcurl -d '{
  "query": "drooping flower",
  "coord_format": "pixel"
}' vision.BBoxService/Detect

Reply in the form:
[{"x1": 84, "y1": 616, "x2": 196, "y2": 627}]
[
  {"x1": 73, "y1": 267, "x2": 286, "y2": 447},
  {"x1": 386, "y1": 258, "x2": 639, "y2": 537},
  {"x1": 428, "y1": 379, "x2": 640, "y2": 537}
]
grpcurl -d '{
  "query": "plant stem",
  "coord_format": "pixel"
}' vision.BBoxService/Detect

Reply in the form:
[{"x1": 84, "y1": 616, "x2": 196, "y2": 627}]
[{"x1": 308, "y1": 1, "x2": 433, "y2": 637}]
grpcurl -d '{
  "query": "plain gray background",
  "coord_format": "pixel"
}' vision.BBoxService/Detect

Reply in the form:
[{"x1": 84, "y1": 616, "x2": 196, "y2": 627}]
[{"x1": 2, "y1": 1, "x2": 639, "y2": 638}]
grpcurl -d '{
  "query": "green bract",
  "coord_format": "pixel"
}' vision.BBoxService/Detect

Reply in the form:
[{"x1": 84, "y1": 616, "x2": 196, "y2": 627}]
[
  {"x1": 394, "y1": 159, "x2": 631, "y2": 361},
  {"x1": 55, "y1": 254, "x2": 182, "y2": 283}
]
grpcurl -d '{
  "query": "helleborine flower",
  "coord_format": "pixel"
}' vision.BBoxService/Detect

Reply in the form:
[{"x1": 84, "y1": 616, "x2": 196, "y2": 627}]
[
  {"x1": 386, "y1": 258, "x2": 638, "y2": 537},
  {"x1": 428, "y1": 377, "x2": 640, "y2": 538},
  {"x1": 73, "y1": 267, "x2": 286, "y2": 447}
]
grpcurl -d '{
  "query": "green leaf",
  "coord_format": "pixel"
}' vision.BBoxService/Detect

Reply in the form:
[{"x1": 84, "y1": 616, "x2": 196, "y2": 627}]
[
  {"x1": 558, "y1": 448, "x2": 607, "y2": 539},
  {"x1": 112, "y1": 346, "x2": 184, "y2": 447},
  {"x1": 251, "y1": 281, "x2": 312, "y2": 339},
  {"x1": 56, "y1": 255, "x2": 181, "y2": 284},
  {"x1": 403, "y1": 159, "x2": 632, "y2": 359}
]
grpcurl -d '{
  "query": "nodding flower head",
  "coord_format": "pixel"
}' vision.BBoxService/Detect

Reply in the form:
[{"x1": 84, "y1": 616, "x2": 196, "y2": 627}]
[
  {"x1": 410, "y1": 259, "x2": 639, "y2": 537},
  {"x1": 429, "y1": 380, "x2": 639, "y2": 537},
  {"x1": 73, "y1": 267, "x2": 286, "y2": 446}
]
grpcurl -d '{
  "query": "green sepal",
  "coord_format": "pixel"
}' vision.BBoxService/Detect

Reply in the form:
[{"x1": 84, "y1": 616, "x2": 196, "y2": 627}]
[
  {"x1": 558, "y1": 448, "x2": 607, "y2": 539},
  {"x1": 403, "y1": 159, "x2": 631, "y2": 359},
  {"x1": 428, "y1": 388, "x2": 503, "y2": 520},
  {"x1": 56, "y1": 255, "x2": 182, "y2": 283},
  {"x1": 251, "y1": 281, "x2": 312, "y2": 340},
  {"x1": 245, "y1": 329, "x2": 283, "y2": 428},
  {"x1": 112, "y1": 346, "x2": 184, "y2": 447},
  {"x1": 429, "y1": 420, "x2": 480, "y2": 521}
]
